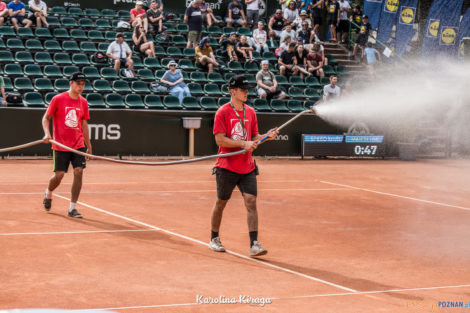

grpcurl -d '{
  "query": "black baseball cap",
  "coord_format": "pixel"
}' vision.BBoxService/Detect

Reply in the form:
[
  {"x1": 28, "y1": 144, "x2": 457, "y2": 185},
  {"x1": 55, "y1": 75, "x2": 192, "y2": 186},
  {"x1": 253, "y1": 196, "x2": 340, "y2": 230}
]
[
  {"x1": 362, "y1": 15, "x2": 369, "y2": 19},
  {"x1": 69, "y1": 72, "x2": 86, "y2": 82},
  {"x1": 227, "y1": 74, "x2": 252, "y2": 90}
]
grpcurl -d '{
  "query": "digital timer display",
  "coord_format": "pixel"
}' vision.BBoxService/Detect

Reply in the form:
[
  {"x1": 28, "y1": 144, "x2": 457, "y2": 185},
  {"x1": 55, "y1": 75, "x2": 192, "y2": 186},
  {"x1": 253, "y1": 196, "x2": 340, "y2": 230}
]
[{"x1": 302, "y1": 135, "x2": 385, "y2": 158}]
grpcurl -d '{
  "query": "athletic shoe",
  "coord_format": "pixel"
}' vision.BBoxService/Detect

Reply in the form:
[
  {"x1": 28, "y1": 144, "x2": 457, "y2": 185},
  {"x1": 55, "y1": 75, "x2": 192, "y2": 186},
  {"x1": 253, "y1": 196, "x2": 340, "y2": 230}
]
[
  {"x1": 249, "y1": 240, "x2": 267, "y2": 257},
  {"x1": 68, "y1": 209, "x2": 83, "y2": 218},
  {"x1": 43, "y1": 194, "x2": 52, "y2": 211},
  {"x1": 209, "y1": 237, "x2": 226, "y2": 252}
]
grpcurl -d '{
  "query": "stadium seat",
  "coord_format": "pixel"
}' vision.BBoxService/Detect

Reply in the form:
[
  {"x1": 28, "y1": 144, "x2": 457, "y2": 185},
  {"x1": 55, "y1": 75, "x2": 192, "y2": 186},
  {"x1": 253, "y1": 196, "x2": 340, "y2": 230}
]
[
  {"x1": 304, "y1": 100, "x2": 318, "y2": 109},
  {"x1": 86, "y1": 93, "x2": 106, "y2": 108},
  {"x1": 204, "y1": 83, "x2": 221, "y2": 96},
  {"x1": 105, "y1": 93, "x2": 126, "y2": 108},
  {"x1": 17, "y1": 27, "x2": 34, "y2": 38},
  {"x1": 123, "y1": 31, "x2": 133, "y2": 42},
  {"x1": 70, "y1": 29, "x2": 87, "y2": 40},
  {"x1": 125, "y1": 94, "x2": 145, "y2": 109},
  {"x1": 222, "y1": 27, "x2": 235, "y2": 35},
  {"x1": 183, "y1": 48, "x2": 195, "y2": 57},
  {"x1": 228, "y1": 61, "x2": 243, "y2": 72},
  {"x1": 252, "y1": 51, "x2": 262, "y2": 60},
  {"x1": 96, "y1": 19, "x2": 111, "y2": 29},
  {"x1": 80, "y1": 41, "x2": 97, "y2": 52},
  {"x1": 224, "y1": 72, "x2": 236, "y2": 81},
  {"x1": 244, "y1": 62, "x2": 259, "y2": 72},
  {"x1": 0, "y1": 26, "x2": 16, "y2": 37},
  {"x1": 105, "y1": 31, "x2": 117, "y2": 41},
  {"x1": 275, "y1": 75, "x2": 289, "y2": 86},
  {"x1": 136, "y1": 69, "x2": 154, "y2": 81},
  {"x1": 218, "y1": 97, "x2": 230, "y2": 106},
  {"x1": 15, "y1": 51, "x2": 34, "y2": 64},
  {"x1": 163, "y1": 95, "x2": 183, "y2": 109},
  {"x1": 287, "y1": 100, "x2": 304, "y2": 112},
  {"x1": 81, "y1": 66, "x2": 100, "y2": 79},
  {"x1": 188, "y1": 83, "x2": 203, "y2": 96},
  {"x1": 61, "y1": 17, "x2": 77, "y2": 27},
  {"x1": 117, "y1": 10, "x2": 130, "y2": 19},
  {"x1": 162, "y1": 22, "x2": 176, "y2": 32},
  {"x1": 14, "y1": 77, "x2": 34, "y2": 91},
  {"x1": 34, "y1": 78, "x2": 54, "y2": 92},
  {"x1": 171, "y1": 35, "x2": 186, "y2": 46},
  {"x1": 131, "y1": 56, "x2": 144, "y2": 68},
  {"x1": 53, "y1": 53, "x2": 72, "y2": 65},
  {"x1": 155, "y1": 45, "x2": 165, "y2": 56},
  {"x1": 45, "y1": 92, "x2": 58, "y2": 105},
  {"x1": 34, "y1": 52, "x2": 53, "y2": 64},
  {"x1": 23, "y1": 64, "x2": 43, "y2": 78},
  {"x1": 4, "y1": 64, "x2": 23, "y2": 76},
  {"x1": 304, "y1": 87, "x2": 321, "y2": 100},
  {"x1": 320, "y1": 77, "x2": 330, "y2": 86},
  {"x1": 84, "y1": 8, "x2": 100, "y2": 17},
  {"x1": 25, "y1": 39, "x2": 43, "y2": 50},
  {"x1": 44, "y1": 39, "x2": 61, "y2": 51},
  {"x1": 270, "y1": 99, "x2": 289, "y2": 112},
  {"x1": 199, "y1": 97, "x2": 218, "y2": 110},
  {"x1": 220, "y1": 84, "x2": 230, "y2": 96},
  {"x1": 88, "y1": 30, "x2": 104, "y2": 41},
  {"x1": 207, "y1": 25, "x2": 222, "y2": 35},
  {"x1": 52, "y1": 6, "x2": 66, "y2": 15},
  {"x1": 53, "y1": 28, "x2": 70, "y2": 39},
  {"x1": 23, "y1": 92, "x2": 45, "y2": 107},
  {"x1": 93, "y1": 79, "x2": 112, "y2": 92},
  {"x1": 253, "y1": 99, "x2": 272, "y2": 112},
  {"x1": 190, "y1": 71, "x2": 207, "y2": 83},
  {"x1": 112, "y1": 80, "x2": 131, "y2": 93},
  {"x1": 54, "y1": 78, "x2": 70, "y2": 92},
  {"x1": 208, "y1": 37, "x2": 220, "y2": 48},
  {"x1": 101, "y1": 9, "x2": 115, "y2": 18},
  {"x1": 182, "y1": 96, "x2": 201, "y2": 110},
  {"x1": 144, "y1": 94, "x2": 164, "y2": 109},
  {"x1": 336, "y1": 65, "x2": 350, "y2": 75},
  {"x1": 237, "y1": 27, "x2": 252, "y2": 36},
  {"x1": 155, "y1": 69, "x2": 166, "y2": 80},
  {"x1": 84, "y1": 80, "x2": 93, "y2": 92},
  {"x1": 143, "y1": 57, "x2": 161, "y2": 69},
  {"x1": 79, "y1": 18, "x2": 93, "y2": 28},
  {"x1": 72, "y1": 53, "x2": 90, "y2": 65},
  {"x1": 289, "y1": 76, "x2": 305, "y2": 86},
  {"x1": 43, "y1": 65, "x2": 62, "y2": 78},
  {"x1": 322, "y1": 65, "x2": 336, "y2": 76},
  {"x1": 178, "y1": 59, "x2": 196, "y2": 70},
  {"x1": 305, "y1": 76, "x2": 322, "y2": 88},
  {"x1": 3, "y1": 77, "x2": 13, "y2": 91},
  {"x1": 207, "y1": 72, "x2": 224, "y2": 83},
  {"x1": 62, "y1": 40, "x2": 80, "y2": 52},
  {"x1": 68, "y1": 7, "x2": 83, "y2": 16},
  {"x1": 325, "y1": 54, "x2": 338, "y2": 66},
  {"x1": 46, "y1": 16, "x2": 60, "y2": 27},
  {"x1": 0, "y1": 39, "x2": 5, "y2": 49},
  {"x1": 160, "y1": 58, "x2": 173, "y2": 68},
  {"x1": 245, "y1": 74, "x2": 256, "y2": 84},
  {"x1": 167, "y1": 46, "x2": 183, "y2": 57},
  {"x1": 288, "y1": 87, "x2": 305, "y2": 98},
  {"x1": 131, "y1": 81, "x2": 150, "y2": 93},
  {"x1": 97, "y1": 42, "x2": 109, "y2": 53},
  {"x1": 0, "y1": 51, "x2": 14, "y2": 63},
  {"x1": 176, "y1": 24, "x2": 188, "y2": 33}
]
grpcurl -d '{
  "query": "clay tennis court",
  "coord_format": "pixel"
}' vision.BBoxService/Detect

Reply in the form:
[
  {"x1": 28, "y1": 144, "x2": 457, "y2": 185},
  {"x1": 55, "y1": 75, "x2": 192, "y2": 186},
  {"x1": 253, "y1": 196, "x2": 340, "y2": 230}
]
[{"x1": 1, "y1": 158, "x2": 470, "y2": 312}]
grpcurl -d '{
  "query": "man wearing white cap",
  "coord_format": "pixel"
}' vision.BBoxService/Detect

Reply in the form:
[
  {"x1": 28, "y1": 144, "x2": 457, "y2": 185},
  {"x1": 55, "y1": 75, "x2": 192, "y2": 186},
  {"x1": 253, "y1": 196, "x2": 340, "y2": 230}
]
[
  {"x1": 130, "y1": 1, "x2": 148, "y2": 33},
  {"x1": 256, "y1": 60, "x2": 286, "y2": 101}
]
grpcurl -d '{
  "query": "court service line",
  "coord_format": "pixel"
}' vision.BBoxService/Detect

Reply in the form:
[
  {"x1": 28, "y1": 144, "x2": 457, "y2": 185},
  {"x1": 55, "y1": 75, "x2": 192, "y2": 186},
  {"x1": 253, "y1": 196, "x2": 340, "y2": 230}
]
[
  {"x1": 0, "y1": 229, "x2": 156, "y2": 236},
  {"x1": 320, "y1": 180, "x2": 470, "y2": 212},
  {"x1": 53, "y1": 194, "x2": 357, "y2": 293}
]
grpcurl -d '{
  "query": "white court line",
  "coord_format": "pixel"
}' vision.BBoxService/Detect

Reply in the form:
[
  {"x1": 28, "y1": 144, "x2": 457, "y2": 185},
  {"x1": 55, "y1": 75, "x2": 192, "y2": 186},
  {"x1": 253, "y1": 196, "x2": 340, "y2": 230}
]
[
  {"x1": 53, "y1": 194, "x2": 357, "y2": 293},
  {"x1": 83, "y1": 284, "x2": 470, "y2": 311},
  {"x1": 0, "y1": 180, "x2": 309, "y2": 185},
  {"x1": 0, "y1": 229, "x2": 156, "y2": 236},
  {"x1": 320, "y1": 180, "x2": 470, "y2": 212}
]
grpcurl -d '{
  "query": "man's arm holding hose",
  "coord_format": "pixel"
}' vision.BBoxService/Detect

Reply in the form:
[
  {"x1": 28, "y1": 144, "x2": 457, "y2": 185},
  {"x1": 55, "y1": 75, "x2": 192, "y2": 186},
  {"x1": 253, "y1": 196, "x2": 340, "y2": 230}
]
[{"x1": 42, "y1": 113, "x2": 52, "y2": 143}]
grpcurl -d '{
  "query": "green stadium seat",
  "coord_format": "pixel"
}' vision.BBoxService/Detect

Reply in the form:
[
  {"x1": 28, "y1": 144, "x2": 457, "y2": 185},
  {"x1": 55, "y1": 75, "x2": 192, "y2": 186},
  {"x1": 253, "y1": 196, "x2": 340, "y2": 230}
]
[
  {"x1": 52, "y1": 6, "x2": 66, "y2": 15},
  {"x1": 99, "y1": 67, "x2": 119, "y2": 79},
  {"x1": 117, "y1": 10, "x2": 130, "y2": 19},
  {"x1": 23, "y1": 92, "x2": 45, "y2": 107},
  {"x1": 207, "y1": 25, "x2": 222, "y2": 35},
  {"x1": 176, "y1": 24, "x2": 188, "y2": 32},
  {"x1": 44, "y1": 39, "x2": 61, "y2": 51},
  {"x1": 105, "y1": 31, "x2": 117, "y2": 41},
  {"x1": 322, "y1": 65, "x2": 336, "y2": 76},
  {"x1": 101, "y1": 9, "x2": 115, "y2": 18},
  {"x1": 4, "y1": 64, "x2": 23, "y2": 76},
  {"x1": 143, "y1": 57, "x2": 161, "y2": 69},
  {"x1": 23, "y1": 64, "x2": 43, "y2": 77},
  {"x1": 14, "y1": 77, "x2": 34, "y2": 91},
  {"x1": 43, "y1": 65, "x2": 62, "y2": 78},
  {"x1": 178, "y1": 59, "x2": 196, "y2": 70},
  {"x1": 245, "y1": 74, "x2": 256, "y2": 84},
  {"x1": 188, "y1": 83, "x2": 203, "y2": 96},
  {"x1": 131, "y1": 80, "x2": 150, "y2": 93},
  {"x1": 320, "y1": 76, "x2": 330, "y2": 86},
  {"x1": 199, "y1": 97, "x2": 218, "y2": 110},
  {"x1": 53, "y1": 53, "x2": 72, "y2": 65},
  {"x1": 336, "y1": 65, "x2": 350, "y2": 75},
  {"x1": 3, "y1": 77, "x2": 13, "y2": 91},
  {"x1": 97, "y1": 42, "x2": 109, "y2": 53},
  {"x1": 125, "y1": 94, "x2": 145, "y2": 109},
  {"x1": 86, "y1": 93, "x2": 106, "y2": 108},
  {"x1": 181, "y1": 70, "x2": 189, "y2": 80},
  {"x1": 0, "y1": 39, "x2": 5, "y2": 49},
  {"x1": 25, "y1": 39, "x2": 43, "y2": 50},
  {"x1": 62, "y1": 65, "x2": 79, "y2": 77},
  {"x1": 204, "y1": 83, "x2": 221, "y2": 96},
  {"x1": 222, "y1": 27, "x2": 235, "y2": 35},
  {"x1": 182, "y1": 96, "x2": 201, "y2": 110},
  {"x1": 228, "y1": 61, "x2": 243, "y2": 72},
  {"x1": 88, "y1": 30, "x2": 104, "y2": 41},
  {"x1": 46, "y1": 16, "x2": 60, "y2": 27},
  {"x1": 269, "y1": 63, "x2": 279, "y2": 73},
  {"x1": 289, "y1": 76, "x2": 305, "y2": 86},
  {"x1": 123, "y1": 31, "x2": 133, "y2": 42},
  {"x1": 275, "y1": 75, "x2": 289, "y2": 86},
  {"x1": 252, "y1": 51, "x2": 262, "y2": 60},
  {"x1": 0, "y1": 26, "x2": 16, "y2": 37},
  {"x1": 163, "y1": 95, "x2": 183, "y2": 109},
  {"x1": 221, "y1": 84, "x2": 230, "y2": 96},
  {"x1": 144, "y1": 94, "x2": 164, "y2": 109},
  {"x1": 171, "y1": 35, "x2": 186, "y2": 45},
  {"x1": 54, "y1": 78, "x2": 70, "y2": 92},
  {"x1": 70, "y1": 29, "x2": 87, "y2": 40},
  {"x1": 237, "y1": 27, "x2": 252, "y2": 36},
  {"x1": 81, "y1": 66, "x2": 100, "y2": 79},
  {"x1": 244, "y1": 62, "x2": 259, "y2": 72},
  {"x1": 208, "y1": 37, "x2": 220, "y2": 48},
  {"x1": 93, "y1": 79, "x2": 112, "y2": 92},
  {"x1": 207, "y1": 72, "x2": 224, "y2": 83},
  {"x1": 34, "y1": 52, "x2": 53, "y2": 64},
  {"x1": 287, "y1": 100, "x2": 304, "y2": 112},
  {"x1": 105, "y1": 93, "x2": 126, "y2": 108},
  {"x1": 15, "y1": 51, "x2": 34, "y2": 64},
  {"x1": 218, "y1": 97, "x2": 230, "y2": 106},
  {"x1": 304, "y1": 87, "x2": 321, "y2": 100},
  {"x1": 131, "y1": 56, "x2": 144, "y2": 68},
  {"x1": 183, "y1": 48, "x2": 195, "y2": 57},
  {"x1": 96, "y1": 19, "x2": 111, "y2": 29},
  {"x1": 325, "y1": 54, "x2": 338, "y2": 66},
  {"x1": 0, "y1": 51, "x2": 14, "y2": 63},
  {"x1": 45, "y1": 92, "x2": 58, "y2": 105},
  {"x1": 160, "y1": 58, "x2": 173, "y2": 68},
  {"x1": 155, "y1": 69, "x2": 166, "y2": 80},
  {"x1": 224, "y1": 72, "x2": 236, "y2": 81},
  {"x1": 270, "y1": 99, "x2": 289, "y2": 112},
  {"x1": 155, "y1": 45, "x2": 165, "y2": 56},
  {"x1": 304, "y1": 100, "x2": 318, "y2": 109},
  {"x1": 80, "y1": 41, "x2": 97, "y2": 52},
  {"x1": 72, "y1": 53, "x2": 90, "y2": 65},
  {"x1": 136, "y1": 69, "x2": 154, "y2": 81},
  {"x1": 253, "y1": 98, "x2": 272, "y2": 112},
  {"x1": 84, "y1": 80, "x2": 93, "y2": 92},
  {"x1": 84, "y1": 8, "x2": 100, "y2": 17},
  {"x1": 34, "y1": 78, "x2": 54, "y2": 92},
  {"x1": 52, "y1": 28, "x2": 69, "y2": 39},
  {"x1": 190, "y1": 71, "x2": 207, "y2": 83},
  {"x1": 167, "y1": 46, "x2": 183, "y2": 57},
  {"x1": 268, "y1": 40, "x2": 278, "y2": 49},
  {"x1": 305, "y1": 76, "x2": 322, "y2": 88},
  {"x1": 79, "y1": 18, "x2": 93, "y2": 28},
  {"x1": 288, "y1": 86, "x2": 305, "y2": 98},
  {"x1": 112, "y1": 80, "x2": 131, "y2": 93},
  {"x1": 62, "y1": 40, "x2": 80, "y2": 52},
  {"x1": 68, "y1": 7, "x2": 83, "y2": 16},
  {"x1": 61, "y1": 17, "x2": 77, "y2": 27},
  {"x1": 17, "y1": 27, "x2": 34, "y2": 37},
  {"x1": 162, "y1": 22, "x2": 176, "y2": 32}
]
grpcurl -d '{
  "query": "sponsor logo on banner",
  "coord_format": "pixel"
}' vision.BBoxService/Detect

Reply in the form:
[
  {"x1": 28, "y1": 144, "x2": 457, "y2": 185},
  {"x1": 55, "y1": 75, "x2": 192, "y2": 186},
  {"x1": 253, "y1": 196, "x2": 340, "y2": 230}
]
[
  {"x1": 427, "y1": 19, "x2": 440, "y2": 38},
  {"x1": 186, "y1": 0, "x2": 223, "y2": 10},
  {"x1": 88, "y1": 124, "x2": 121, "y2": 140},
  {"x1": 348, "y1": 122, "x2": 370, "y2": 135},
  {"x1": 399, "y1": 7, "x2": 415, "y2": 24},
  {"x1": 384, "y1": 0, "x2": 399, "y2": 13},
  {"x1": 440, "y1": 26, "x2": 458, "y2": 45}
]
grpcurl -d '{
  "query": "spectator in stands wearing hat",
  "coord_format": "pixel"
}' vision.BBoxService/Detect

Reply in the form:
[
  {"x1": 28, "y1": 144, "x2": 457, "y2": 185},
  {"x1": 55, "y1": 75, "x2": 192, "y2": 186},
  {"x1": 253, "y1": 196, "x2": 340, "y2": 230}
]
[
  {"x1": 279, "y1": 42, "x2": 300, "y2": 76},
  {"x1": 226, "y1": 0, "x2": 247, "y2": 28},
  {"x1": 323, "y1": 74, "x2": 340, "y2": 102},
  {"x1": 132, "y1": 24, "x2": 155, "y2": 57},
  {"x1": 147, "y1": 0, "x2": 163, "y2": 34},
  {"x1": 252, "y1": 21, "x2": 270, "y2": 54},
  {"x1": 352, "y1": 15, "x2": 371, "y2": 59},
  {"x1": 279, "y1": 24, "x2": 296, "y2": 45},
  {"x1": 106, "y1": 33, "x2": 135, "y2": 73},
  {"x1": 306, "y1": 45, "x2": 324, "y2": 77},
  {"x1": 293, "y1": 10, "x2": 312, "y2": 29},
  {"x1": 256, "y1": 60, "x2": 286, "y2": 100},
  {"x1": 245, "y1": 0, "x2": 261, "y2": 28},
  {"x1": 185, "y1": 0, "x2": 203, "y2": 49},
  {"x1": 268, "y1": 9, "x2": 286, "y2": 43},
  {"x1": 283, "y1": 0, "x2": 299, "y2": 26},
  {"x1": 219, "y1": 32, "x2": 239, "y2": 61},
  {"x1": 160, "y1": 61, "x2": 191, "y2": 104},
  {"x1": 236, "y1": 35, "x2": 254, "y2": 63},
  {"x1": 199, "y1": 0, "x2": 221, "y2": 26},
  {"x1": 8, "y1": 0, "x2": 32, "y2": 30},
  {"x1": 196, "y1": 37, "x2": 219, "y2": 73},
  {"x1": 130, "y1": 1, "x2": 148, "y2": 33},
  {"x1": 27, "y1": 0, "x2": 48, "y2": 28},
  {"x1": 0, "y1": 1, "x2": 8, "y2": 26}
]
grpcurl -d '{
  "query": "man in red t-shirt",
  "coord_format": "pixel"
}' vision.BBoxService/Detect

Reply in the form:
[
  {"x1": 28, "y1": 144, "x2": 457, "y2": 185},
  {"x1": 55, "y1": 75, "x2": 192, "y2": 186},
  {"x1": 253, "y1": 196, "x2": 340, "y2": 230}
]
[
  {"x1": 130, "y1": 1, "x2": 148, "y2": 33},
  {"x1": 210, "y1": 74, "x2": 278, "y2": 257},
  {"x1": 41, "y1": 72, "x2": 92, "y2": 218}
]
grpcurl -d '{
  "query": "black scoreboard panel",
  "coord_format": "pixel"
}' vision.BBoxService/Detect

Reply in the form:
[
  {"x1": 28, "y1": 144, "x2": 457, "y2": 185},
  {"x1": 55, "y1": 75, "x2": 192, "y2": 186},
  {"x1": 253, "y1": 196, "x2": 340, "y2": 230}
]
[{"x1": 302, "y1": 135, "x2": 386, "y2": 158}]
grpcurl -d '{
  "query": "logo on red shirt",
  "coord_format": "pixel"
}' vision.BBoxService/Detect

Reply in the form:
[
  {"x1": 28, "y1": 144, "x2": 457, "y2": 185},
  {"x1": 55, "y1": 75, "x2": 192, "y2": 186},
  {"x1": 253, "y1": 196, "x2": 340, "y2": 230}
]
[
  {"x1": 65, "y1": 107, "x2": 80, "y2": 129},
  {"x1": 230, "y1": 119, "x2": 248, "y2": 141}
]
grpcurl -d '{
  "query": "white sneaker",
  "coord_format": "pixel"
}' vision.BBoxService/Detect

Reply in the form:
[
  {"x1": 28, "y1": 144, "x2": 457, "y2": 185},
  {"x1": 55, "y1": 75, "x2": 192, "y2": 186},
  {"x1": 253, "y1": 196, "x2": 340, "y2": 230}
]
[
  {"x1": 209, "y1": 237, "x2": 226, "y2": 252},
  {"x1": 249, "y1": 240, "x2": 267, "y2": 257}
]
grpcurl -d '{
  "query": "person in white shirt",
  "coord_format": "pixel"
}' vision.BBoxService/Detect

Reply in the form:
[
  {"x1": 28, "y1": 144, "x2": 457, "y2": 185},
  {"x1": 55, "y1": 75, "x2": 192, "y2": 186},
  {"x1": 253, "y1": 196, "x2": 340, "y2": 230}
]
[
  {"x1": 252, "y1": 21, "x2": 269, "y2": 53},
  {"x1": 28, "y1": 0, "x2": 48, "y2": 28},
  {"x1": 279, "y1": 24, "x2": 296, "y2": 44},
  {"x1": 283, "y1": 0, "x2": 298, "y2": 26},
  {"x1": 323, "y1": 74, "x2": 341, "y2": 102},
  {"x1": 245, "y1": 0, "x2": 260, "y2": 28},
  {"x1": 338, "y1": 0, "x2": 351, "y2": 44},
  {"x1": 106, "y1": 33, "x2": 135, "y2": 73}
]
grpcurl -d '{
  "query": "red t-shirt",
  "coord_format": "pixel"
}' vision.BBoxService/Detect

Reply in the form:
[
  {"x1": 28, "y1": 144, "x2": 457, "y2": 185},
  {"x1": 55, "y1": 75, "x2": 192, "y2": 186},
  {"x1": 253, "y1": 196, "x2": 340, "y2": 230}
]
[
  {"x1": 46, "y1": 92, "x2": 90, "y2": 152},
  {"x1": 130, "y1": 8, "x2": 146, "y2": 21},
  {"x1": 213, "y1": 102, "x2": 259, "y2": 174}
]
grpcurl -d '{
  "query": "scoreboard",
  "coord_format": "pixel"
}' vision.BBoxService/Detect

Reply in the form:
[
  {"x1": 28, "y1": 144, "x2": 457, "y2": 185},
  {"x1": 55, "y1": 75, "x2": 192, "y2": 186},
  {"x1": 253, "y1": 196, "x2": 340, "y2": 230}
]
[{"x1": 301, "y1": 134, "x2": 386, "y2": 158}]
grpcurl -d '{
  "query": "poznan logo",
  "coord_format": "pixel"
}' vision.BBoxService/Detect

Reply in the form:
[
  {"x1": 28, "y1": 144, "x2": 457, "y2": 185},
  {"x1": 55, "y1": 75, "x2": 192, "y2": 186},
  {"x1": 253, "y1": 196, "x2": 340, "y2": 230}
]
[{"x1": 400, "y1": 7, "x2": 415, "y2": 24}]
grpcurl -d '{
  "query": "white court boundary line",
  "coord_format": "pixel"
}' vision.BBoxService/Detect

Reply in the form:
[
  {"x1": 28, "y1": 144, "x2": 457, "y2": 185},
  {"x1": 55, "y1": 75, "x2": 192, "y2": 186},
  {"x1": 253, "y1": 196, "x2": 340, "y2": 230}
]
[
  {"x1": 83, "y1": 284, "x2": 470, "y2": 311},
  {"x1": 0, "y1": 180, "x2": 311, "y2": 185},
  {"x1": 320, "y1": 180, "x2": 470, "y2": 212},
  {"x1": 53, "y1": 194, "x2": 357, "y2": 293},
  {"x1": 0, "y1": 229, "x2": 156, "y2": 236}
]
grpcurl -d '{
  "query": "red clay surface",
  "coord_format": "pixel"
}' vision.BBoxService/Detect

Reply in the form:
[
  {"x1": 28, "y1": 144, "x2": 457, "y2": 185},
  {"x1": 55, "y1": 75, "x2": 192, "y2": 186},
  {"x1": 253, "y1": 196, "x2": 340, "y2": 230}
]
[{"x1": 1, "y1": 158, "x2": 470, "y2": 312}]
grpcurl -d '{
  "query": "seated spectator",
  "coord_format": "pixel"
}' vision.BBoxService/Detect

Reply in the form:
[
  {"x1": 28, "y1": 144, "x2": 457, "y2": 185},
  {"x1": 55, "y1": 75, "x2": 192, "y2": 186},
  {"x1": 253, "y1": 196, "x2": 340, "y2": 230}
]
[
  {"x1": 160, "y1": 60, "x2": 191, "y2": 104},
  {"x1": 8, "y1": 0, "x2": 32, "y2": 29},
  {"x1": 28, "y1": 0, "x2": 48, "y2": 28},
  {"x1": 245, "y1": 0, "x2": 260, "y2": 28},
  {"x1": 256, "y1": 60, "x2": 286, "y2": 100},
  {"x1": 323, "y1": 74, "x2": 340, "y2": 101},
  {"x1": 296, "y1": 19, "x2": 314, "y2": 48},
  {"x1": 196, "y1": 37, "x2": 219, "y2": 73},
  {"x1": 352, "y1": 15, "x2": 371, "y2": 58},
  {"x1": 268, "y1": 9, "x2": 285, "y2": 43},
  {"x1": 236, "y1": 35, "x2": 254, "y2": 62},
  {"x1": 0, "y1": 1, "x2": 8, "y2": 26},
  {"x1": 363, "y1": 42, "x2": 381, "y2": 78},
  {"x1": 130, "y1": 1, "x2": 148, "y2": 33},
  {"x1": 279, "y1": 24, "x2": 296, "y2": 45},
  {"x1": 133, "y1": 25, "x2": 155, "y2": 57},
  {"x1": 252, "y1": 21, "x2": 270, "y2": 54},
  {"x1": 306, "y1": 45, "x2": 324, "y2": 77},
  {"x1": 327, "y1": 0, "x2": 340, "y2": 42},
  {"x1": 219, "y1": 32, "x2": 239, "y2": 61},
  {"x1": 293, "y1": 10, "x2": 312, "y2": 29},
  {"x1": 278, "y1": 43, "x2": 299, "y2": 76},
  {"x1": 313, "y1": 42, "x2": 328, "y2": 65},
  {"x1": 295, "y1": 44, "x2": 312, "y2": 78},
  {"x1": 145, "y1": 0, "x2": 163, "y2": 10},
  {"x1": 0, "y1": 76, "x2": 6, "y2": 106},
  {"x1": 310, "y1": 0, "x2": 324, "y2": 41},
  {"x1": 185, "y1": 0, "x2": 203, "y2": 49},
  {"x1": 225, "y1": 0, "x2": 247, "y2": 27},
  {"x1": 147, "y1": 0, "x2": 163, "y2": 34},
  {"x1": 277, "y1": 35, "x2": 292, "y2": 56},
  {"x1": 200, "y1": 0, "x2": 221, "y2": 26},
  {"x1": 106, "y1": 33, "x2": 135, "y2": 73},
  {"x1": 283, "y1": 0, "x2": 299, "y2": 26}
]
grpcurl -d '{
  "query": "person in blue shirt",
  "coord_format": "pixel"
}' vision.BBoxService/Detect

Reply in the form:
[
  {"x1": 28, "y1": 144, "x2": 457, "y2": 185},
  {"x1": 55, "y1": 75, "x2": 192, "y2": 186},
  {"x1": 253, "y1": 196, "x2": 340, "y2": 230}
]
[
  {"x1": 8, "y1": 0, "x2": 32, "y2": 29},
  {"x1": 363, "y1": 42, "x2": 381, "y2": 78},
  {"x1": 160, "y1": 60, "x2": 191, "y2": 104}
]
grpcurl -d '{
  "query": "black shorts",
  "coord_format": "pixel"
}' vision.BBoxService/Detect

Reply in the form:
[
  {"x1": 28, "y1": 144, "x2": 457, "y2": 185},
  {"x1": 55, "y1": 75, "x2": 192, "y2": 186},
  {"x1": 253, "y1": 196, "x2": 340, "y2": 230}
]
[
  {"x1": 53, "y1": 147, "x2": 87, "y2": 173},
  {"x1": 11, "y1": 15, "x2": 26, "y2": 23},
  {"x1": 356, "y1": 34, "x2": 367, "y2": 46},
  {"x1": 111, "y1": 58, "x2": 127, "y2": 66},
  {"x1": 338, "y1": 20, "x2": 349, "y2": 33},
  {"x1": 196, "y1": 61, "x2": 209, "y2": 72},
  {"x1": 312, "y1": 15, "x2": 322, "y2": 26},
  {"x1": 214, "y1": 167, "x2": 258, "y2": 200}
]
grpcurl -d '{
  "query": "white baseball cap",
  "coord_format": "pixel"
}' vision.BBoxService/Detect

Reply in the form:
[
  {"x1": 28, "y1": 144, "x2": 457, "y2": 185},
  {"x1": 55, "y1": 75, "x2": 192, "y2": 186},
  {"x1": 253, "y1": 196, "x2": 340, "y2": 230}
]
[{"x1": 136, "y1": 1, "x2": 144, "y2": 5}]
